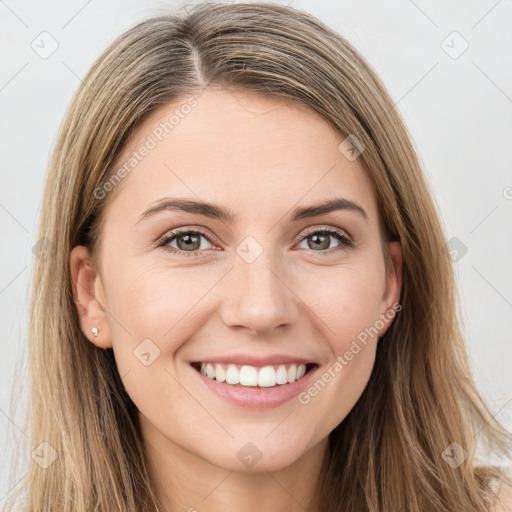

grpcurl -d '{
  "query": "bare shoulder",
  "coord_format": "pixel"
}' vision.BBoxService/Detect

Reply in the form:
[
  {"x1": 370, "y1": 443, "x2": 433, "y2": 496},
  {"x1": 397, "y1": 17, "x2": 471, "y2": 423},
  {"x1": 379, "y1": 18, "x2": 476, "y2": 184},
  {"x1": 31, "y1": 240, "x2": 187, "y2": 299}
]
[{"x1": 492, "y1": 478, "x2": 512, "y2": 512}]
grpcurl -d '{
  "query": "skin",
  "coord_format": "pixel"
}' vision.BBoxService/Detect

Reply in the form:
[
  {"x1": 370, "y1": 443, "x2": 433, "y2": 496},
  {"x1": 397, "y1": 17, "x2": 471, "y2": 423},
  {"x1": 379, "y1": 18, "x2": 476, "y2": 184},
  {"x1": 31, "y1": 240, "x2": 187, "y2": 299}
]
[{"x1": 70, "y1": 88, "x2": 403, "y2": 512}]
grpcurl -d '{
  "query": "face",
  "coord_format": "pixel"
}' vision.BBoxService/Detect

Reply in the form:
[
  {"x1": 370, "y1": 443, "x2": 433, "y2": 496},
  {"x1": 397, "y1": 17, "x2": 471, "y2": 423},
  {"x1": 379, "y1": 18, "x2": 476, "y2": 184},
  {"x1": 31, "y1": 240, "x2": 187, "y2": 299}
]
[{"x1": 71, "y1": 88, "x2": 402, "y2": 475}]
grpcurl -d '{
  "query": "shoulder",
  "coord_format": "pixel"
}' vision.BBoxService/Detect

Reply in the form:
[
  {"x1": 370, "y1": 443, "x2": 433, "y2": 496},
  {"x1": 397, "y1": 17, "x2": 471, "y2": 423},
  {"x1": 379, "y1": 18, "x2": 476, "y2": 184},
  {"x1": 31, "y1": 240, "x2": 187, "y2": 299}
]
[{"x1": 491, "y1": 475, "x2": 512, "y2": 512}]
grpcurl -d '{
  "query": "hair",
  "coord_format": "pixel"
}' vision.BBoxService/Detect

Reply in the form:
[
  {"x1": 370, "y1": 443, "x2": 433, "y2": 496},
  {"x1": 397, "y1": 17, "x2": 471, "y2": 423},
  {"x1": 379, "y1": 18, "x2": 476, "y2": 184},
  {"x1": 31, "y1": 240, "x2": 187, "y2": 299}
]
[{"x1": 5, "y1": 2, "x2": 512, "y2": 511}]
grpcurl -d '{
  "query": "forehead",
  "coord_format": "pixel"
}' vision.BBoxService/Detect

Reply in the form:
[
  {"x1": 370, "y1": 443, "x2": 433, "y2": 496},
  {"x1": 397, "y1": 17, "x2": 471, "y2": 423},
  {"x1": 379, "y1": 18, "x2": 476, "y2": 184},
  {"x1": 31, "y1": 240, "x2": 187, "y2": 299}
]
[{"x1": 103, "y1": 88, "x2": 377, "y2": 225}]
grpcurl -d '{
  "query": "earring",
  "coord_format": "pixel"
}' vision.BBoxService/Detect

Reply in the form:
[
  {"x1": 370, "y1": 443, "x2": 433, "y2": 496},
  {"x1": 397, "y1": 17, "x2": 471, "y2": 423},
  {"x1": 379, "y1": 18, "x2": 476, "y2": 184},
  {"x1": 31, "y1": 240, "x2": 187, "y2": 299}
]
[{"x1": 91, "y1": 327, "x2": 99, "y2": 337}]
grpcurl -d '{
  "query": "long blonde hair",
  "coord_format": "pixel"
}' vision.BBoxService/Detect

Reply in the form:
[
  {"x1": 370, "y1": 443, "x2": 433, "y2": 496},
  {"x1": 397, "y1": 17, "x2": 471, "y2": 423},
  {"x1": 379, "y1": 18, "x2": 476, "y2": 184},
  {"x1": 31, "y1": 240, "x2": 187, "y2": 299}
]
[{"x1": 5, "y1": 2, "x2": 512, "y2": 511}]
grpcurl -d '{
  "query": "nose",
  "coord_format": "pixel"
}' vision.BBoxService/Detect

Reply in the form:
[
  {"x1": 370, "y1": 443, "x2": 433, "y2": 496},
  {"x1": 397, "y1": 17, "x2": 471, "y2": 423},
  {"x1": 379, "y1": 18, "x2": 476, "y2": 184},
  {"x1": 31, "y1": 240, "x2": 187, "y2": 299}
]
[{"x1": 219, "y1": 248, "x2": 299, "y2": 335}]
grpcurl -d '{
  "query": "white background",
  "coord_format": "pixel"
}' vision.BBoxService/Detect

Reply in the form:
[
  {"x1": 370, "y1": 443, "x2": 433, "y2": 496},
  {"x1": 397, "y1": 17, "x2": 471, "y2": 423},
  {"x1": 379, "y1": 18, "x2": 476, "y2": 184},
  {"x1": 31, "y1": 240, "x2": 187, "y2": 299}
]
[{"x1": 1, "y1": 0, "x2": 511, "y2": 506}]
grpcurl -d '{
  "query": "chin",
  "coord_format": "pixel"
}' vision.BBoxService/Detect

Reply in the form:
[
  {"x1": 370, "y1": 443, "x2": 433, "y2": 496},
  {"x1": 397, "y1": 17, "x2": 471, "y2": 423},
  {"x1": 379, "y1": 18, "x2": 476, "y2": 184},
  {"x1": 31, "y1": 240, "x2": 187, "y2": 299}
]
[{"x1": 203, "y1": 438, "x2": 315, "y2": 474}]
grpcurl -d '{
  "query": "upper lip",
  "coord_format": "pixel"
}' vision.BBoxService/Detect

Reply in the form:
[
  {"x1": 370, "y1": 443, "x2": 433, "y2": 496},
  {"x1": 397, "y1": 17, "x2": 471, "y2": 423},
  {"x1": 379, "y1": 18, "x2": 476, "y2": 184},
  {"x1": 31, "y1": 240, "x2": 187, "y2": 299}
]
[{"x1": 190, "y1": 354, "x2": 317, "y2": 367}]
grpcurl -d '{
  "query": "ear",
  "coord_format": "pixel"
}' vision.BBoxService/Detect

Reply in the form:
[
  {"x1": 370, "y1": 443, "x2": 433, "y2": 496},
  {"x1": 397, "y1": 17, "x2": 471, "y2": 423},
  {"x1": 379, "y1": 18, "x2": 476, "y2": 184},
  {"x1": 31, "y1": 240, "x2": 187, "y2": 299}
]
[
  {"x1": 70, "y1": 245, "x2": 112, "y2": 349},
  {"x1": 377, "y1": 241, "x2": 402, "y2": 338}
]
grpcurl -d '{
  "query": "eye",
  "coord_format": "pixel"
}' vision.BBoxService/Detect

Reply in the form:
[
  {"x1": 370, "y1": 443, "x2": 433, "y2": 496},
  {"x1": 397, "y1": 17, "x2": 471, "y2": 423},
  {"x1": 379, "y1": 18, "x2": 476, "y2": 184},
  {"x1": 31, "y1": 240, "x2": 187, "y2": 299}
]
[
  {"x1": 296, "y1": 227, "x2": 353, "y2": 255},
  {"x1": 157, "y1": 228, "x2": 216, "y2": 257}
]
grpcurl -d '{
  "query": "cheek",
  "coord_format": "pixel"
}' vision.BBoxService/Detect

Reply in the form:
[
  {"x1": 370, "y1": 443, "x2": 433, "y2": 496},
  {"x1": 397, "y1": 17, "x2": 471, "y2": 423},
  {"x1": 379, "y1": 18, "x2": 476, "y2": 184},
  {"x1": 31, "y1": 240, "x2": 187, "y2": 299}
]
[
  {"x1": 292, "y1": 261, "x2": 383, "y2": 414},
  {"x1": 103, "y1": 262, "x2": 226, "y2": 364},
  {"x1": 295, "y1": 258, "x2": 385, "y2": 347},
  {"x1": 102, "y1": 264, "x2": 213, "y2": 423}
]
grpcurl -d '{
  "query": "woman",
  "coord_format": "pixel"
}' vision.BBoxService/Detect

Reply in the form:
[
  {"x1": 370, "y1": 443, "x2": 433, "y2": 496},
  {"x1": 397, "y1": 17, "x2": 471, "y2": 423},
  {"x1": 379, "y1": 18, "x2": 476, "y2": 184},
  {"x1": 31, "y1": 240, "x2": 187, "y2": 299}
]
[{"x1": 6, "y1": 2, "x2": 512, "y2": 511}]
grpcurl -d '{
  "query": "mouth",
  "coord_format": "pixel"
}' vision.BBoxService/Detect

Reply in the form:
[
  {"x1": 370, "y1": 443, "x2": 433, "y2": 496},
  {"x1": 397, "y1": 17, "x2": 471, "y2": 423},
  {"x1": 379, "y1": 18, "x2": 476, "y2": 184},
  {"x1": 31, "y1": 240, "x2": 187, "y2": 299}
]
[{"x1": 190, "y1": 361, "x2": 319, "y2": 389}]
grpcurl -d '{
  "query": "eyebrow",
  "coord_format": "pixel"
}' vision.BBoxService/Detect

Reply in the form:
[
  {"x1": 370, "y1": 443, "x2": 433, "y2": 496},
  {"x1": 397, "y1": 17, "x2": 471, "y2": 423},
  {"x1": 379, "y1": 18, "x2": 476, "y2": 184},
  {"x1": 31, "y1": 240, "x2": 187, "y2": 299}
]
[{"x1": 136, "y1": 197, "x2": 368, "y2": 225}]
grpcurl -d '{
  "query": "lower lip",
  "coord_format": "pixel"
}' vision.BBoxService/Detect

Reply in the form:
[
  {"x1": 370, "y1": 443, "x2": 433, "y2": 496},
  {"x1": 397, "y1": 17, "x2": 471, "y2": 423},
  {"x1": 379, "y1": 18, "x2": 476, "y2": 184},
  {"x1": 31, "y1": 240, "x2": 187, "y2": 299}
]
[{"x1": 191, "y1": 364, "x2": 319, "y2": 409}]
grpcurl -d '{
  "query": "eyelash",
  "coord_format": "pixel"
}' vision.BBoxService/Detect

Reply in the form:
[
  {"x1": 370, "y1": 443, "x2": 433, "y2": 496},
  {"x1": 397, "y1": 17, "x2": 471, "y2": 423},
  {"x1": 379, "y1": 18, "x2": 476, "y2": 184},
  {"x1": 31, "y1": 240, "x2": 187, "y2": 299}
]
[{"x1": 156, "y1": 226, "x2": 353, "y2": 258}]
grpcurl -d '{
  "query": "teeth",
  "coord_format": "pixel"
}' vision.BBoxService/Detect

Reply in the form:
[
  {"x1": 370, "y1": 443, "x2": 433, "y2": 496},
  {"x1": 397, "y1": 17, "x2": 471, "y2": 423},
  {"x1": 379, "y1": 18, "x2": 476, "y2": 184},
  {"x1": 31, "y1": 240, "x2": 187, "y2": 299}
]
[
  {"x1": 214, "y1": 364, "x2": 226, "y2": 383},
  {"x1": 225, "y1": 364, "x2": 239, "y2": 384},
  {"x1": 240, "y1": 365, "x2": 258, "y2": 386},
  {"x1": 199, "y1": 362, "x2": 309, "y2": 387},
  {"x1": 258, "y1": 366, "x2": 276, "y2": 387},
  {"x1": 206, "y1": 363, "x2": 215, "y2": 379},
  {"x1": 276, "y1": 365, "x2": 288, "y2": 384},
  {"x1": 287, "y1": 364, "x2": 297, "y2": 382}
]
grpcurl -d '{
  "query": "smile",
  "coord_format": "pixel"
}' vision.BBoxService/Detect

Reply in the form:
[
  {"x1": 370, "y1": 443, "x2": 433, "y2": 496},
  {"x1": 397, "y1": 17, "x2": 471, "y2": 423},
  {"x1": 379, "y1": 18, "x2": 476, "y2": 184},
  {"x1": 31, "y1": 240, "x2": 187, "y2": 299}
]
[{"x1": 191, "y1": 362, "x2": 317, "y2": 388}]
